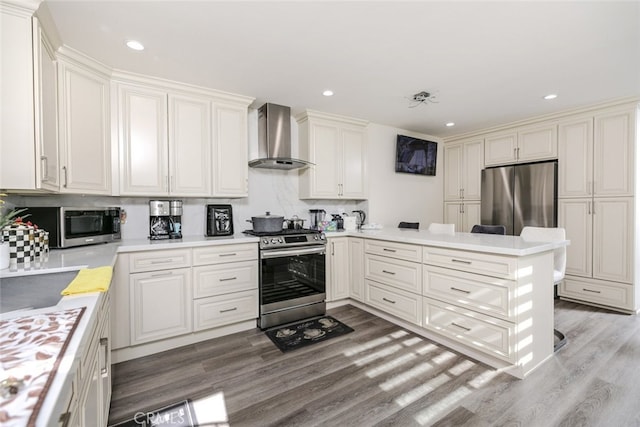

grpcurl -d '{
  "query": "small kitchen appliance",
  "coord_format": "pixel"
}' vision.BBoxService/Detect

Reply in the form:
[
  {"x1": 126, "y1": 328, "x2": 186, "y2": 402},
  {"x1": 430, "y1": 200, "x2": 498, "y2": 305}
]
[
  {"x1": 18, "y1": 207, "x2": 121, "y2": 248},
  {"x1": 149, "y1": 200, "x2": 183, "y2": 240},
  {"x1": 309, "y1": 209, "x2": 326, "y2": 230},
  {"x1": 352, "y1": 210, "x2": 366, "y2": 229}
]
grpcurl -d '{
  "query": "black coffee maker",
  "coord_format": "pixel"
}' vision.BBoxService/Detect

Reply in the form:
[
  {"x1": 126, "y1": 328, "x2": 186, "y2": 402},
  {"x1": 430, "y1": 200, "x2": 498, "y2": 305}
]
[{"x1": 331, "y1": 214, "x2": 344, "y2": 230}]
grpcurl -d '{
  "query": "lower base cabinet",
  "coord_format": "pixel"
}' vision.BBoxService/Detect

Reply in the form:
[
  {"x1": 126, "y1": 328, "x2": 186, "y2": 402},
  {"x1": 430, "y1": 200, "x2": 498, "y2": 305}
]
[
  {"x1": 194, "y1": 290, "x2": 258, "y2": 331},
  {"x1": 365, "y1": 280, "x2": 422, "y2": 325},
  {"x1": 560, "y1": 276, "x2": 633, "y2": 311}
]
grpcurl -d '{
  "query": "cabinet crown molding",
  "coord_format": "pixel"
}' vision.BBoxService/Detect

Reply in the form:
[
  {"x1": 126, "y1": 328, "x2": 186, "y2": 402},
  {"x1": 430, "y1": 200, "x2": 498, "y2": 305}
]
[
  {"x1": 295, "y1": 109, "x2": 369, "y2": 127},
  {"x1": 444, "y1": 97, "x2": 640, "y2": 144}
]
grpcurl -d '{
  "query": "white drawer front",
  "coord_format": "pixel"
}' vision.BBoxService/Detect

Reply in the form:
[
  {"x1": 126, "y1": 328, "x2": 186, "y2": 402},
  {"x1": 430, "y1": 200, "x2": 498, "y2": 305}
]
[
  {"x1": 192, "y1": 243, "x2": 258, "y2": 265},
  {"x1": 129, "y1": 249, "x2": 191, "y2": 273},
  {"x1": 423, "y1": 247, "x2": 517, "y2": 280},
  {"x1": 365, "y1": 280, "x2": 422, "y2": 326},
  {"x1": 365, "y1": 240, "x2": 422, "y2": 262},
  {"x1": 193, "y1": 260, "x2": 258, "y2": 298},
  {"x1": 193, "y1": 290, "x2": 258, "y2": 331},
  {"x1": 423, "y1": 297, "x2": 515, "y2": 362},
  {"x1": 365, "y1": 254, "x2": 422, "y2": 293},
  {"x1": 560, "y1": 277, "x2": 633, "y2": 310},
  {"x1": 423, "y1": 266, "x2": 515, "y2": 320}
]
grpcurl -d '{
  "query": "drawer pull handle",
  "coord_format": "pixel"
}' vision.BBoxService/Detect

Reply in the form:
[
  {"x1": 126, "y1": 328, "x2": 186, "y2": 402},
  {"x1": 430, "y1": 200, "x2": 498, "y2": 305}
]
[
  {"x1": 382, "y1": 270, "x2": 396, "y2": 275},
  {"x1": 220, "y1": 276, "x2": 237, "y2": 282},
  {"x1": 583, "y1": 288, "x2": 601, "y2": 294},
  {"x1": 220, "y1": 253, "x2": 237, "y2": 257},
  {"x1": 450, "y1": 287, "x2": 471, "y2": 294},
  {"x1": 150, "y1": 271, "x2": 173, "y2": 277},
  {"x1": 150, "y1": 259, "x2": 174, "y2": 264},
  {"x1": 100, "y1": 337, "x2": 109, "y2": 376},
  {"x1": 451, "y1": 259, "x2": 472, "y2": 265},
  {"x1": 220, "y1": 307, "x2": 238, "y2": 313},
  {"x1": 382, "y1": 297, "x2": 396, "y2": 304},
  {"x1": 383, "y1": 248, "x2": 397, "y2": 253},
  {"x1": 451, "y1": 322, "x2": 471, "y2": 332}
]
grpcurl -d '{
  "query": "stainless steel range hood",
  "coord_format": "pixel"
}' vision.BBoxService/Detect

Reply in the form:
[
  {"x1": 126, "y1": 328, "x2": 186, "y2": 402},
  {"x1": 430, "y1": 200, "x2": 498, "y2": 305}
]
[{"x1": 249, "y1": 103, "x2": 312, "y2": 170}]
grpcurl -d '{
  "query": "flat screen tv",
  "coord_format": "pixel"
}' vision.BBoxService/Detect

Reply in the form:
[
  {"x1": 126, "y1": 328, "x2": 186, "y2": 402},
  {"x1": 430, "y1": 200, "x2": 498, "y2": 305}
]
[{"x1": 395, "y1": 134, "x2": 437, "y2": 176}]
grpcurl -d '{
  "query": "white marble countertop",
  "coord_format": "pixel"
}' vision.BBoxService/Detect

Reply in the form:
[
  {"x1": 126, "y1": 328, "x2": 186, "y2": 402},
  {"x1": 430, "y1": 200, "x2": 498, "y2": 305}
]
[{"x1": 324, "y1": 228, "x2": 568, "y2": 256}]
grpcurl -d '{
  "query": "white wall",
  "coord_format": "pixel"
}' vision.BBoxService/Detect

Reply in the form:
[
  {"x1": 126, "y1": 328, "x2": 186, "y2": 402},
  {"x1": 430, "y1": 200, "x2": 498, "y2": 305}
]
[{"x1": 366, "y1": 123, "x2": 443, "y2": 229}]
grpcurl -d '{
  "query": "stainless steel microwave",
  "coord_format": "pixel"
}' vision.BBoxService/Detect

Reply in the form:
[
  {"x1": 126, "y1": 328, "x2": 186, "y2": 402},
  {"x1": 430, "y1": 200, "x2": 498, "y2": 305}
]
[{"x1": 20, "y1": 207, "x2": 121, "y2": 248}]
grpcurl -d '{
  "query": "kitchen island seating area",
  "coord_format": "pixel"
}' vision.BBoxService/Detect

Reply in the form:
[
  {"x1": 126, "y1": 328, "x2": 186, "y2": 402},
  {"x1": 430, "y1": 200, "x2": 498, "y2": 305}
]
[{"x1": 520, "y1": 226, "x2": 568, "y2": 352}]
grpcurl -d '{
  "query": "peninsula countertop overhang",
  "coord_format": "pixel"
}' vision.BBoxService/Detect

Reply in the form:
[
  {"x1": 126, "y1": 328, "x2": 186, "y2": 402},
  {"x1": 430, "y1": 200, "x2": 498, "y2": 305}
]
[{"x1": 326, "y1": 228, "x2": 569, "y2": 257}]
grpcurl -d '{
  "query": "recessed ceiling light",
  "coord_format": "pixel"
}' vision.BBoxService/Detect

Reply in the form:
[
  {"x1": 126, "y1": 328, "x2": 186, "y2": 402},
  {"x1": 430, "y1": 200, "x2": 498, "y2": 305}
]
[
  {"x1": 543, "y1": 93, "x2": 557, "y2": 100},
  {"x1": 126, "y1": 40, "x2": 145, "y2": 51},
  {"x1": 322, "y1": 90, "x2": 334, "y2": 97},
  {"x1": 445, "y1": 122, "x2": 455, "y2": 127}
]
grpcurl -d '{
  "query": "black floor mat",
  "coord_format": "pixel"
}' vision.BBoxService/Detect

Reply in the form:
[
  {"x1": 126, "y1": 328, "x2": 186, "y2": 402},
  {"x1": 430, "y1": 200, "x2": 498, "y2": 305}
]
[{"x1": 265, "y1": 315, "x2": 354, "y2": 352}]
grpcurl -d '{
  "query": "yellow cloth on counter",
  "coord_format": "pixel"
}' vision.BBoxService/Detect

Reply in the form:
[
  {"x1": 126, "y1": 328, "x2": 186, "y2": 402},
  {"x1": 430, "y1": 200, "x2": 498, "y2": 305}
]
[{"x1": 61, "y1": 266, "x2": 113, "y2": 295}]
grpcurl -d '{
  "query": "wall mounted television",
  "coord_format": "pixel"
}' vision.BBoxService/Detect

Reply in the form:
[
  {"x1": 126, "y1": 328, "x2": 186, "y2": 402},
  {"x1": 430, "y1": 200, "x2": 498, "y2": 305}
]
[{"x1": 395, "y1": 134, "x2": 437, "y2": 176}]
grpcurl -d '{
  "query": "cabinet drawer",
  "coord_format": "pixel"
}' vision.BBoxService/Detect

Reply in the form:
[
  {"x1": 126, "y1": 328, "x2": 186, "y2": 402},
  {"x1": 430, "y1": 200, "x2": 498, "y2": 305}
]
[
  {"x1": 129, "y1": 249, "x2": 191, "y2": 273},
  {"x1": 560, "y1": 277, "x2": 633, "y2": 310},
  {"x1": 423, "y1": 247, "x2": 517, "y2": 280},
  {"x1": 192, "y1": 243, "x2": 258, "y2": 265},
  {"x1": 193, "y1": 260, "x2": 258, "y2": 298},
  {"x1": 423, "y1": 297, "x2": 515, "y2": 362},
  {"x1": 364, "y1": 240, "x2": 422, "y2": 262},
  {"x1": 365, "y1": 280, "x2": 422, "y2": 326},
  {"x1": 365, "y1": 254, "x2": 421, "y2": 293},
  {"x1": 423, "y1": 266, "x2": 515, "y2": 320},
  {"x1": 193, "y1": 290, "x2": 258, "y2": 331}
]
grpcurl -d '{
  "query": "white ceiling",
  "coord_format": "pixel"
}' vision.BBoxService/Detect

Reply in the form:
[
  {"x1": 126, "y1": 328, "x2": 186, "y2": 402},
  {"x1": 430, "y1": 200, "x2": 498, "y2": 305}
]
[{"x1": 42, "y1": 1, "x2": 640, "y2": 138}]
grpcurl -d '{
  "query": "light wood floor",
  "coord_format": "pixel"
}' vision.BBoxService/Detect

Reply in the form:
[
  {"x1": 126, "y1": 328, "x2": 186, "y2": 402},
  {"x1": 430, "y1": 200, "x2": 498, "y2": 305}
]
[{"x1": 108, "y1": 300, "x2": 640, "y2": 427}]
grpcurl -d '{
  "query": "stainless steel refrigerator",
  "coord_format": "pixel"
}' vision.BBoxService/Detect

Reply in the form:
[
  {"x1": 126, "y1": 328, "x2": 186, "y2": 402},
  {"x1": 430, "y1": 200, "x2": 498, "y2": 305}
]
[{"x1": 480, "y1": 161, "x2": 557, "y2": 236}]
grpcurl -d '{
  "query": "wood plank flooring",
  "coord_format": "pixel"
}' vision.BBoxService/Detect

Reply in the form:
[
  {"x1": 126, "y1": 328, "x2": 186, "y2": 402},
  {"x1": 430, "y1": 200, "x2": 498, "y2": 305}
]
[{"x1": 108, "y1": 300, "x2": 640, "y2": 426}]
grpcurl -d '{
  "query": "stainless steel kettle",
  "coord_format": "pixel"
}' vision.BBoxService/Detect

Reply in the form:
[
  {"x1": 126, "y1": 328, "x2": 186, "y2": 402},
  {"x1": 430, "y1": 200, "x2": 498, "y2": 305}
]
[{"x1": 352, "y1": 210, "x2": 366, "y2": 229}]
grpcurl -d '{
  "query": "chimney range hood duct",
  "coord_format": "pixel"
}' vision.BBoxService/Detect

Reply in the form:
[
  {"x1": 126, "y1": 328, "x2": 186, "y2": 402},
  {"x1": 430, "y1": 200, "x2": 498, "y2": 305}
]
[{"x1": 249, "y1": 103, "x2": 312, "y2": 170}]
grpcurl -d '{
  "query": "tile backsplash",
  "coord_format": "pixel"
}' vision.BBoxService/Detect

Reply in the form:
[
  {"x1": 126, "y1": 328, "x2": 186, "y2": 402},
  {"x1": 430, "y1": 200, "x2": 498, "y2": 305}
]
[{"x1": 7, "y1": 168, "x2": 366, "y2": 240}]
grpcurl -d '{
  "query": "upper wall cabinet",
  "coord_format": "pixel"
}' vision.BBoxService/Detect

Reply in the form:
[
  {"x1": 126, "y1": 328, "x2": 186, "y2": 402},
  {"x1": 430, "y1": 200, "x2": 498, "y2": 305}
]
[
  {"x1": 443, "y1": 138, "x2": 483, "y2": 201},
  {"x1": 0, "y1": 5, "x2": 59, "y2": 192},
  {"x1": 117, "y1": 82, "x2": 211, "y2": 197},
  {"x1": 558, "y1": 106, "x2": 635, "y2": 198},
  {"x1": 57, "y1": 53, "x2": 112, "y2": 194},
  {"x1": 484, "y1": 124, "x2": 557, "y2": 167},
  {"x1": 116, "y1": 77, "x2": 253, "y2": 198},
  {"x1": 297, "y1": 110, "x2": 368, "y2": 200}
]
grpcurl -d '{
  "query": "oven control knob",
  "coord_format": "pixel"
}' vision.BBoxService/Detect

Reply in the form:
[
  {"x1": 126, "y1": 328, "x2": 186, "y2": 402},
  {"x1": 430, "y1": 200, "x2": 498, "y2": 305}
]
[
  {"x1": 313, "y1": 235, "x2": 319, "y2": 240},
  {"x1": 262, "y1": 239, "x2": 269, "y2": 245},
  {"x1": 278, "y1": 238, "x2": 284, "y2": 243},
  {"x1": 271, "y1": 238, "x2": 278, "y2": 244}
]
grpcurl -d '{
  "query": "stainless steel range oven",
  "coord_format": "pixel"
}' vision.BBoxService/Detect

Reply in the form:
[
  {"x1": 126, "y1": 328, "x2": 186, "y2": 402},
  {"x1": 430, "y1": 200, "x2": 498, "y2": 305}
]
[{"x1": 244, "y1": 229, "x2": 326, "y2": 329}]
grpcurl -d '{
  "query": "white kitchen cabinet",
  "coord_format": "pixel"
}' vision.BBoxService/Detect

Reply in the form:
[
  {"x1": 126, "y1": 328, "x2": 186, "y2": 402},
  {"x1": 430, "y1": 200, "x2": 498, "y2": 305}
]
[
  {"x1": 484, "y1": 124, "x2": 557, "y2": 166},
  {"x1": 57, "y1": 55, "x2": 111, "y2": 194},
  {"x1": 327, "y1": 236, "x2": 350, "y2": 301},
  {"x1": 118, "y1": 83, "x2": 211, "y2": 197},
  {"x1": 558, "y1": 116, "x2": 593, "y2": 198},
  {"x1": 593, "y1": 108, "x2": 634, "y2": 197},
  {"x1": 444, "y1": 201, "x2": 481, "y2": 233},
  {"x1": 348, "y1": 237, "x2": 365, "y2": 302},
  {"x1": 34, "y1": 20, "x2": 59, "y2": 191},
  {"x1": 212, "y1": 101, "x2": 249, "y2": 197},
  {"x1": 559, "y1": 107, "x2": 634, "y2": 198},
  {"x1": 444, "y1": 138, "x2": 483, "y2": 201},
  {"x1": 559, "y1": 197, "x2": 634, "y2": 309},
  {"x1": 297, "y1": 110, "x2": 368, "y2": 200},
  {"x1": 0, "y1": 7, "x2": 60, "y2": 192},
  {"x1": 366, "y1": 280, "x2": 422, "y2": 326},
  {"x1": 131, "y1": 267, "x2": 192, "y2": 345}
]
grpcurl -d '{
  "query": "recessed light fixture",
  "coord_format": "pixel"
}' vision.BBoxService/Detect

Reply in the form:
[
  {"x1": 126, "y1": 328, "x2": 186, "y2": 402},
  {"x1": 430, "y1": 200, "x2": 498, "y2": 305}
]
[
  {"x1": 322, "y1": 90, "x2": 334, "y2": 97},
  {"x1": 126, "y1": 40, "x2": 145, "y2": 51},
  {"x1": 445, "y1": 122, "x2": 455, "y2": 127},
  {"x1": 543, "y1": 93, "x2": 558, "y2": 100}
]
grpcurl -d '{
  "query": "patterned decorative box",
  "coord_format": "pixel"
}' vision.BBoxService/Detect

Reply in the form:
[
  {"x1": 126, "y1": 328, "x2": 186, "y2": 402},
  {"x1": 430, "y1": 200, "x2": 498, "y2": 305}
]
[{"x1": 2, "y1": 224, "x2": 35, "y2": 267}]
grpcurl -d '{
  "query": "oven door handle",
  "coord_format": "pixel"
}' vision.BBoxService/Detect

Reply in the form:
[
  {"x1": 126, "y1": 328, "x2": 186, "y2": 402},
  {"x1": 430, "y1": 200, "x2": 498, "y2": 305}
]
[{"x1": 261, "y1": 246, "x2": 326, "y2": 259}]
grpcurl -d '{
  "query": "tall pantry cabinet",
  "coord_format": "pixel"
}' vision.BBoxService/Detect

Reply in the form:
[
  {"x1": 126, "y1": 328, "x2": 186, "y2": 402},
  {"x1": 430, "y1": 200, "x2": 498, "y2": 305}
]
[
  {"x1": 443, "y1": 138, "x2": 483, "y2": 232},
  {"x1": 557, "y1": 103, "x2": 638, "y2": 312}
]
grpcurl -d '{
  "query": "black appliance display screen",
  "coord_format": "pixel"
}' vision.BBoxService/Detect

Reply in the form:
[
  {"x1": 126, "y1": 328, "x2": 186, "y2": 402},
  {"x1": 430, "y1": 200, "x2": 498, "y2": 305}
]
[{"x1": 284, "y1": 236, "x2": 308, "y2": 244}]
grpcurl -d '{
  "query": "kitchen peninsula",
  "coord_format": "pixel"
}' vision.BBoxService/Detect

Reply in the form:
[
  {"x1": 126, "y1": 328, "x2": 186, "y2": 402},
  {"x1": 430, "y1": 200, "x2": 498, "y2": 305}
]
[{"x1": 0, "y1": 229, "x2": 565, "y2": 425}]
